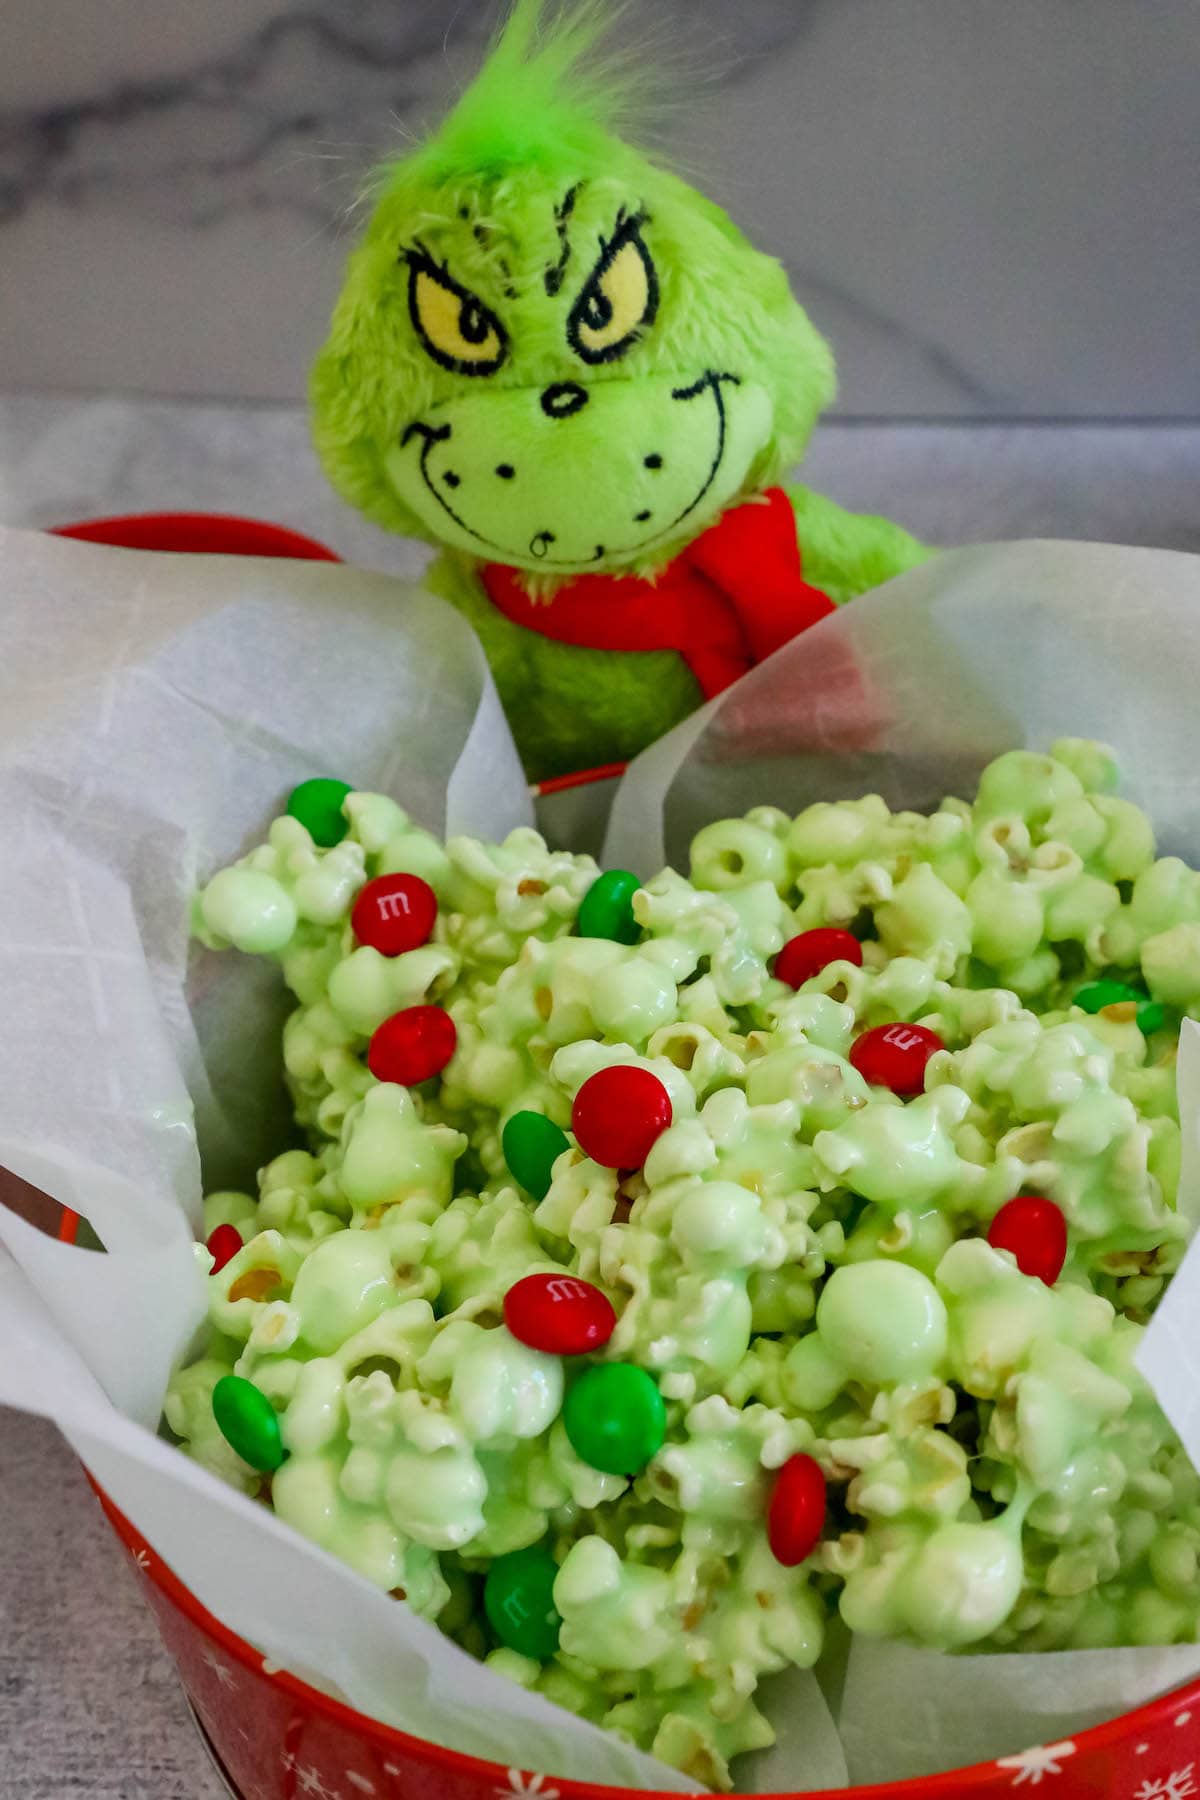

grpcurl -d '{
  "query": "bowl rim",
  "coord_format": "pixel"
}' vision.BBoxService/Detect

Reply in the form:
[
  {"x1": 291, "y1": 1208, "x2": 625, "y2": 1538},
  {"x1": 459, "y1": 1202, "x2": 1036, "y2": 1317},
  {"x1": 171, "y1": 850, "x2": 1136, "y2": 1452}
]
[
  {"x1": 52, "y1": 510, "x2": 342, "y2": 563},
  {"x1": 533, "y1": 761, "x2": 628, "y2": 797},
  {"x1": 91, "y1": 1476, "x2": 1200, "y2": 1798}
]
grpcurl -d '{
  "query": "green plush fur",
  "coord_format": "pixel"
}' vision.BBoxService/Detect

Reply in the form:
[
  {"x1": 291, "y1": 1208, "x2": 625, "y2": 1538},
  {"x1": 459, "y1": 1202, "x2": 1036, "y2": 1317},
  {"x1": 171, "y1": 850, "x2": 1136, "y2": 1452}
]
[{"x1": 311, "y1": 0, "x2": 932, "y2": 777}]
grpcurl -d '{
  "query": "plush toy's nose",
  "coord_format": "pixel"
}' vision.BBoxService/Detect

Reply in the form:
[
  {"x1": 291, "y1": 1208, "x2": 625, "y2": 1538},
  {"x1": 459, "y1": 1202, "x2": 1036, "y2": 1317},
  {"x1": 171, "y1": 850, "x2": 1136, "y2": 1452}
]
[{"x1": 540, "y1": 381, "x2": 589, "y2": 419}]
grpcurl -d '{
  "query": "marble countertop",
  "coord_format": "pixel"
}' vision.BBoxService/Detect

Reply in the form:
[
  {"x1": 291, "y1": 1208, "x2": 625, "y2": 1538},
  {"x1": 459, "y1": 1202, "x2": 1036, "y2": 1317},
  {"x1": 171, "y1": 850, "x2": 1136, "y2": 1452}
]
[
  {"x1": 1, "y1": 390, "x2": 1198, "y2": 1800},
  {"x1": 4, "y1": 2, "x2": 1198, "y2": 416}
]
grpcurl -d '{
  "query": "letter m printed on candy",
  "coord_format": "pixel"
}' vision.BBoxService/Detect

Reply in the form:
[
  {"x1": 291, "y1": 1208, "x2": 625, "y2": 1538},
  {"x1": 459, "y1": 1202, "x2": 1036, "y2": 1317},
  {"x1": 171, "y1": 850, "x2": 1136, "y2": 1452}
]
[
  {"x1": 545, "y1": 1277, "x2": 590, "y2": 1303},
  {"x1": 849, "y1": 1021, "x2": 945, "y2": 1097},
  {"x1": 376, "y1": 891, "x2": 411, "y2": 920},
  {"x1": 503, "y1": 1273, "x2": 617, "y2": 1355},
  {"x1": 502, "y1": 1591, "x2": 531, "y2": 1628},
  {"x1": 351, "y1": 874, "x2": 438, "y2": 956}
]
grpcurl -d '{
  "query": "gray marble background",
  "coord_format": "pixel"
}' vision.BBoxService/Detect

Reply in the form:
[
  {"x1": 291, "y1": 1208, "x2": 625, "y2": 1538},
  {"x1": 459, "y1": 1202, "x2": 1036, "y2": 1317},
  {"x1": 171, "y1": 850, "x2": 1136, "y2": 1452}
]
[{"x1": 3, "y1": 0, "x2": 1198, "y2": 416}]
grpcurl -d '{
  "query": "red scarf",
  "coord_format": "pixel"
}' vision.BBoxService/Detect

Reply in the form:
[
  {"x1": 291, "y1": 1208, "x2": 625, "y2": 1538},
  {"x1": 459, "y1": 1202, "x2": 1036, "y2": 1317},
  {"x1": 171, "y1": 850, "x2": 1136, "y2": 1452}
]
[{"x1": 480, "y1": 487, "x2": 834, "y2": 700}]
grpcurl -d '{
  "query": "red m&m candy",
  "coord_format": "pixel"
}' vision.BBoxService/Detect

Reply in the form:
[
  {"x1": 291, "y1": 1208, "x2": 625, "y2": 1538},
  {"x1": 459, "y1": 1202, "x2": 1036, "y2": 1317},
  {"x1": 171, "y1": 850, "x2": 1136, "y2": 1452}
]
[
  {"x1": 504, "y1": 1273, "x2": 616, "y2": 1355},
  {"x1": 205, "y1": 1222, "x2": 242, "y2": 1274},
  {"x1": 572, "y1": 1066, "x2": 672, "y2": 1169},
  {"x1": 775, "y1": 928, "x2": 863, "y2": 990},
  {"x1": 767, "y1": 1453, "x2": 827, "y2": 1567},
  {"x1": 988, "y1": 1195, "x2": 1068, "y2": 1286},
  {"x1": 849, "y1": 1022, "x2": 944, "y2": 1096},
  {"x1": 351, "y1": 874, "x2": 438, "y2": 957},
  {"x1": 368, "y1": 1004, "x2": 456, "y2": 1085}
]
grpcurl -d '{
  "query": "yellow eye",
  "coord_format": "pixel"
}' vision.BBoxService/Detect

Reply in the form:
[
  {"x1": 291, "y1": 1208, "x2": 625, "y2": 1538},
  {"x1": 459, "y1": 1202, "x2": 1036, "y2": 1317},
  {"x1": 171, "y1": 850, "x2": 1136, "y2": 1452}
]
[
  {"x1": 567, "y1": 221, "x2": 658, "y2": 364},
  {"x1": 407, "y1": 258, "x2": 507, "y2": 376}
]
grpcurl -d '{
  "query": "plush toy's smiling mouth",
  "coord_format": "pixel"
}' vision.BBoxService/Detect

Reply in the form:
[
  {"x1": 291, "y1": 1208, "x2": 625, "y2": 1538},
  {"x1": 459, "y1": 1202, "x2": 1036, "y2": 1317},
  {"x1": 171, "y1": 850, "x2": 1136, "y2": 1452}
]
[{"x1": 400, "y1": 370, "x2": 739, "y2": 570}]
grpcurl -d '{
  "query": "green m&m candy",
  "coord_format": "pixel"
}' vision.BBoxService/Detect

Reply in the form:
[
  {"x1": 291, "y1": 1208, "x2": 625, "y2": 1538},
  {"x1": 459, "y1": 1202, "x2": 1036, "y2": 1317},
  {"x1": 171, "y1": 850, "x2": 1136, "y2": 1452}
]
[
  {"x1": 211, "y1": 1374, "x2": 286, "y2": 1472},
  {"x1": 483, "y1": 1544, "x2": 562, "y2": 1659},
  {"x1": 577, "y1": 870, "x2": 641, "y2": 945},
  {"x1": 1074, "y1": 979, "x2": 1140, "y2": 1014},
  {"x1": 502, "y1": 1110, "x2": 570, "y2": 1201},
  {"x1": 564, "y1": 1363, "x2": 665, "y2": 1475},
  {"x1": 286, "y1": 777, "x2": 353, "y2": 848},
  {"x1": 1074, "y1": 978, "x2": 1164, "y2": 1033}
]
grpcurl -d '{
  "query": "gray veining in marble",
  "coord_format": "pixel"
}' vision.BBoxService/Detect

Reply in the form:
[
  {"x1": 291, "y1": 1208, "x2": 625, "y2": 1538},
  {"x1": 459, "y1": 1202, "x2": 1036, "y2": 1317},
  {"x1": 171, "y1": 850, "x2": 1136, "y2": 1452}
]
[{"x1": 2, "y1": 1, "x2": 1198, "y2": 413}]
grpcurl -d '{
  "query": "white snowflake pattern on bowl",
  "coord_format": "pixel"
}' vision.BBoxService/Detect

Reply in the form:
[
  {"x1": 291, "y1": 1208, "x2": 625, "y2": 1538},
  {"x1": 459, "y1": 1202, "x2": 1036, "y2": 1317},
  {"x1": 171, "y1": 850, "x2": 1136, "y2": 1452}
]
[
  {"x1": 1130, "y1": 1763, "x2": 1196, "y2": 1800},
  {"x1": 495, "y1": 1773, "x2": 561, "y2": 1800},
  {"x1": 995, "y1": 1741, "x2": 1078, "y2": 1786}
]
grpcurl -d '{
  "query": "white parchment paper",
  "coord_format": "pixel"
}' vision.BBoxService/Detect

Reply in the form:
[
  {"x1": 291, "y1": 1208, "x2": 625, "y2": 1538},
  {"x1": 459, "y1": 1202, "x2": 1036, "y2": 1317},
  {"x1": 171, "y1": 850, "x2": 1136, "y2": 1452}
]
[
  {"x1": 604, "y1": 536, "x2": 1200, "y2": 1787},
  {"x1": 0, "y1": 527, "x2": 698, "y2": 1794},
  {"x1": 4, "y1": 527, "x2": 1200, "y2": 1793},
  {"x1": 604, "y1": 539, "x2": 1200, "y2": 878}
]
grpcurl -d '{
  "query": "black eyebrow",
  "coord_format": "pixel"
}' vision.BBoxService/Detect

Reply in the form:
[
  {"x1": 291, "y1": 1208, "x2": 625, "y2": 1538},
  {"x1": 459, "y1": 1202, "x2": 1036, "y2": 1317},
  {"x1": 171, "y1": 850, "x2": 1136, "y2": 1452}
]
[
  {"x1": 544, "y1": 183, "x2": 582, "y2": 297},
  {"x1": 398, "y1": 238, "x2": 441, "y2": 273}
]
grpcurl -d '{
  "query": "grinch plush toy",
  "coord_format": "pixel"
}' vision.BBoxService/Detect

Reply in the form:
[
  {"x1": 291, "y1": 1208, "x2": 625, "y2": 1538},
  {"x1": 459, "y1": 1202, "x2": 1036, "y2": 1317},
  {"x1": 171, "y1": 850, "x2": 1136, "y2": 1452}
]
[{"x1": 312, "y1": 0, "x2": 930, "y2": 779}]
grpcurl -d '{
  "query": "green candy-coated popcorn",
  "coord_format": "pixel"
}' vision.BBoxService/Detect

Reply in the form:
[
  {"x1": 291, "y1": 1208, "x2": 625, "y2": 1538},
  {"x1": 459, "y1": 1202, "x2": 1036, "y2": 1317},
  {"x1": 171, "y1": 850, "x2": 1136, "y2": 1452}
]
[
  {"x1": 875, "y1": 865, "x2": 973, "y2": 976},
  {"x1": 784, "y1": 1332, "x2": 850, "y2": 1411},
  {"x1": 386, "y1": 1442, "x2": 488, "y2": 1550},
  {"x1": 1041, "y1": 870, "x2": 1120, "y2": 945},
  {"x1": 449, "y1": 1328, "x2": 563, "y2": 1445},
  {"x1": 289, "y1": 1229, "x2": 399, "y2": 1354},
  {"x1": 172, "y1": 741, "x2": 1199, "y2": 1789},
  {"x1": 897, "y1": 1520, "x2": 1025, "y2": 1647},
  {"x1": 1142, "y1": 923, "x2": 1200, "y2": 1006},
  {"x1": 200, "y1": 867, "x2": 297, "y2": 953},
  {"x1": 1090, "y1": 795, "x2": 1156, "y2": 881},
  {"x1": 1050, "y1": 738, "x2": 1120, "y2": 795},
  {"x1": 690, "y1": 818, "x2": 789, "y2": 895},
  {"x1": 745, "y1": 1043, "x2": 871, "y2": 1136},
  {"x1": 938, "y1": 1239, "x2": 1058, "y2": 1396},
  {"x1": 589, "y1": 957, "x2": 679, "y2": 1043},
  {"x1": 967, "y1": 868, "x2": 1045, "y2": 970},
  {"x1": 813, "y1": 1088, "x2": 970, "y2": 1210},
  {"x1": 274, "y1": 1449, "x2": 422, "y2": 1594},
  {"x1": 816, "y1": 1262, "x2": 949, "y2": 1385},
  {"x1": 165, "y1": 1355, "x2": 252, "y2": 1487},
  {"x1": 337, "y1": 1084, "x2": 465, "y2": 1214},
  {"x1": 786, "y1": 796, "x2": 888, "y2": 869},
  {"x1": 974, "y1": 751, "x2": 1085, "y2": 826},
  {"x1": 554, "y1": 1536, "x2": 677, "y2": 1669},
  {"x1": 202, "y1": 1189, "x2": 259, "y2": 1236},
  {"x1": 327, "y1": 943, "x2": 458, "y2": 1035},
  {"x1": 671, "y1": 1180, "x2": 768, "y2": 1263}
]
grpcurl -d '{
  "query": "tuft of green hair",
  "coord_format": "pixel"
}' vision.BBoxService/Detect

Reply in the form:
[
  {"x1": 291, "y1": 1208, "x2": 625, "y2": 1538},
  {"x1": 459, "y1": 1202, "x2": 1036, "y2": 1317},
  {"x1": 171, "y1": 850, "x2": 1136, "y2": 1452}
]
[
  {"x1": 313, "y1": 0, "x2": 846, "y2": 591},
  {"x1": 412, "y1": 0, "x2": 650, "y2": 179}
]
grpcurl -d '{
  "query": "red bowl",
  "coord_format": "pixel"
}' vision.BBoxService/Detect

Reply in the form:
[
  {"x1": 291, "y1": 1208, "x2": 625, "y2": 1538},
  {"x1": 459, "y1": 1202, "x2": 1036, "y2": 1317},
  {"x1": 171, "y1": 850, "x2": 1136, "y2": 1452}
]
[
  {"x1": 90, "y1": 1478, "x2": 1200, "y2": 1800},
  {"x1": 42, "y1": 512, "x2": 1200, "y2": 1796},
  {"x1": 53, "y1": 510, "x2": 342, "y2": 562}
]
